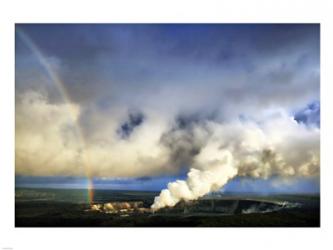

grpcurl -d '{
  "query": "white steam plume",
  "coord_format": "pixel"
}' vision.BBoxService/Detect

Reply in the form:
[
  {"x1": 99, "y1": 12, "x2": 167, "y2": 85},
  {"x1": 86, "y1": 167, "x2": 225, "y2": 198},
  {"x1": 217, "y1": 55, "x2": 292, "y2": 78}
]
[
  {"x1": 15, "y1": 91, "x2": 319, "y2": 205},
  {"x1": 151, "y1": 143, "x2": 238, "y2": 210},
  {"x1": 151, "y1": 117, "x2": 319, "y2": 211}
]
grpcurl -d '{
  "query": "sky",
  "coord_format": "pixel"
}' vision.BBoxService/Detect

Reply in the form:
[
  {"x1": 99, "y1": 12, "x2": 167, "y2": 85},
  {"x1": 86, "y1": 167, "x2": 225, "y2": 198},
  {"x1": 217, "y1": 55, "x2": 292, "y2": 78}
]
[{"x1": 15, "y1": 24, "x2": 320, "y2": 193}]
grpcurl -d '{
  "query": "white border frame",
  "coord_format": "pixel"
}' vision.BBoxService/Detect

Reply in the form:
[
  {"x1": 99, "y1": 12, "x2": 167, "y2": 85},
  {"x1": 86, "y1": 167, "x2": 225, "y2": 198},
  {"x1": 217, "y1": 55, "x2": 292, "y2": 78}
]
[{"x1": 1, "y1": 1, "x2": 332, "y2": 250}]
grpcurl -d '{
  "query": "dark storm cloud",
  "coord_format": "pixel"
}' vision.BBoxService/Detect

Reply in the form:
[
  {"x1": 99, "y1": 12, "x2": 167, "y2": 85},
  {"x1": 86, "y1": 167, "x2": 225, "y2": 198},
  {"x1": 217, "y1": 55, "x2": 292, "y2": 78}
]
[
  {"x1": 15, "y1": 24, "x2": 320, "y2": 184},
  {"x1": 16, "y1": 24, "x2": 320, "y2": 119},
  {"x1": 252, "y1": 24, "x2": 319, "y2": 58},
  {"x1": 16, "y1": 24, "x2": 319, "y2": 84}
]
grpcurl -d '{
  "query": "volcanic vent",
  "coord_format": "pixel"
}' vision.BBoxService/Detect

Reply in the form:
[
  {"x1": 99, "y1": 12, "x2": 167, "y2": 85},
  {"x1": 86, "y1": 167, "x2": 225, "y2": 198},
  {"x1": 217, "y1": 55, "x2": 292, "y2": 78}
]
[{"x1": 90, "y1": 201, "x2": 151, "y2": 214}]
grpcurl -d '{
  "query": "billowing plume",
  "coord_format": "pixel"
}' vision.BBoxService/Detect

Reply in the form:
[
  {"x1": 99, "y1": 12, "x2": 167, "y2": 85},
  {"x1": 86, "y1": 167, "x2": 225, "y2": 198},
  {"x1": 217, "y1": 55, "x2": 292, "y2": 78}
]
[
  {"x1": 151, "y1": 144, "x2": 238, "y2": 210},
  {"x1": 15, "y1": 25, "x2": 320, "y2": 210},
  {"x1": 151, "y1": 117, "x2": 319, "y2": 210},
  {"x1": 15, "y1": 90, "x2": 319, "y2": 210}
]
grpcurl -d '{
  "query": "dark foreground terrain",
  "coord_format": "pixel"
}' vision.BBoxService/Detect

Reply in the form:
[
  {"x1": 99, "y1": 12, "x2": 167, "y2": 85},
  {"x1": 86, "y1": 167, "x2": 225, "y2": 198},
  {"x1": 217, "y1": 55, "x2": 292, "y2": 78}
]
[{"x1": 15, "y1": 188, "x2": 320, "y2": 227}]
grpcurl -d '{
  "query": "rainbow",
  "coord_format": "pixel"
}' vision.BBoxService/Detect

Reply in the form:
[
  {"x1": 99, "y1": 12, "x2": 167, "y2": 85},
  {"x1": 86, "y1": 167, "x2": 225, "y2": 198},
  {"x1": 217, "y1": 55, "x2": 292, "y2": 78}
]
[{"x1": 16, "y1": 28, "x2": 94, "y2": 205}]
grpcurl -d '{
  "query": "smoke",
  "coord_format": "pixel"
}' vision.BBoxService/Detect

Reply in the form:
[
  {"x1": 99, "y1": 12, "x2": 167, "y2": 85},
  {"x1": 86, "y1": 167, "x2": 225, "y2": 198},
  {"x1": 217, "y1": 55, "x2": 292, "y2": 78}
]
[
  {"x1": 15, "y1": 91, "x2": 320, "y2": 210},
  {"x1": 15, "y1": 91, "x2": 319, "y2": 210},
  {"x1": 151, "y1": 117, "x2": 319, "y2": 211},
  {"x1": 15, "y1": 25, "x2": 320, "y2": 180},
  {"x1": 151, "y1": 144, "x2": 238, "y2": 210}
]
